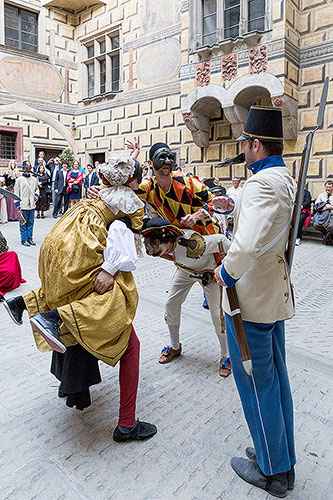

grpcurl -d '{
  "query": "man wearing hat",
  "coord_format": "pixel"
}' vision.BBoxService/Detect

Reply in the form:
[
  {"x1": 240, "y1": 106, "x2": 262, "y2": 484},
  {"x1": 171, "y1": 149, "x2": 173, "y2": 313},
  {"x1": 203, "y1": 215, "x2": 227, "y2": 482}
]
[
  {"x1": 213, "y1": 106, "x2": 296, "y2": 497},
  {"x1": 133, "y1": 142, "x2": 220, "y2": 236},
  {"x1": 141, "y1": 217, "x2": 232, "y2": 376},
  {"x1": 14, "y1": 160, "x2": 39, "y2": 247}
]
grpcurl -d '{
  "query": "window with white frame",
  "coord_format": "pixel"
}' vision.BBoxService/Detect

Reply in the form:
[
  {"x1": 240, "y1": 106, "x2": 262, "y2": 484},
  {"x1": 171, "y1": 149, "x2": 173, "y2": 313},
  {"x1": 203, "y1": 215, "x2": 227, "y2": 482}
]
[
  {"x1": 202, "y1": 0, "x2": 217, "y2": 46},
  {"x1": 82, "y1": 30, "x2": 120, "y2": 99},
  {"x1": 4, "y1": 2, "x2": 38, "y2": 53},
  {"x1": 200, "y1": 0, "x2": 267, "y2": 47}
]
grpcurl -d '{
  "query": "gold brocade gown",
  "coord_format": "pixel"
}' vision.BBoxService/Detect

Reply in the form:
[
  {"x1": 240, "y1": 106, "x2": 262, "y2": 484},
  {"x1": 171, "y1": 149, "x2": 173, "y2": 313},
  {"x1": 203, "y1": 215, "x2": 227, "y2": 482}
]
[{"x1": 23, "y1": 198, "x2": 144, "y2": 366}]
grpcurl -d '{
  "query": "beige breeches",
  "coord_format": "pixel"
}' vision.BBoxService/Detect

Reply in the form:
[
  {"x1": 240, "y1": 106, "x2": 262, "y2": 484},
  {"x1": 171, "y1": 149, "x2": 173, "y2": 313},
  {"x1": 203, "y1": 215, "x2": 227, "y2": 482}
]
[{"x1": 164, "y1": 268, "x2": 225, "y2": 337}]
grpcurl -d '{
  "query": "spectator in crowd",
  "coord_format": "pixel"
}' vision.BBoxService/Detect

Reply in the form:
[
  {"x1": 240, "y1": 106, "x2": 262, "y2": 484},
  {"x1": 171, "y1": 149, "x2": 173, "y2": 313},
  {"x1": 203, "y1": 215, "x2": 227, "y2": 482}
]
[
  {"x1": 226, "y1": 176, "x2": 242, "y2": 227},
  {"x1": 67, "y1": 160, "x2": 83, "y2": 207},
  {"x1": 226, "y1": 176, "x2": 242, "y2": 199},
  {"x1": 94, "y1": 160, "x2": 100, "y2": 169},
  {"x1": 50, "y1": 157, "x2": 62, "y2": 207},
  {"x1": 84, "y1": 164, "x2": 99, "y2": 196},
  {"x1": 53, "y1": 160, "x2": 69, "y2": 218},
  {"x1": 4, "y1": 160, "x2": 20, "y2": 221},
  {"x1": 313, "y1": 180, "x2": 333, "y2": 245},
  {"x1": 36, "y1": 157, "x2": 48, "y2": 176},
  {"x1": 0, "y1": 177, "x2": 8, "y2": 224},
  {"x1": 33, "y1": 151, "x2": 46, "y2": 172},
  {"x1": 14, "y1": 160, "x2": 39, "y2": 246},
  {"x1": 36, "y1": 164, "x2": 50, "y2": 219},
  {"x1": 142, "y1": 164, "x2": 150, "y2": 180},
  {"x1": 295, "y1": 185, "x2": 312, "y2": 246}
]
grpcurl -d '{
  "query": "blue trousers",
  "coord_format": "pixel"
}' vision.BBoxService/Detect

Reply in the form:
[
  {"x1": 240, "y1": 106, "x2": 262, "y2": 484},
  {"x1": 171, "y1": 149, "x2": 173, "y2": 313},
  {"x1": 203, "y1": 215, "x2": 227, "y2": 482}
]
[
  {"x1": 19, "y1": 209, "x2": 35, "y2": 243},
  {"x1": 225, "y1": 314, "x2": 296, "y2": 476}
]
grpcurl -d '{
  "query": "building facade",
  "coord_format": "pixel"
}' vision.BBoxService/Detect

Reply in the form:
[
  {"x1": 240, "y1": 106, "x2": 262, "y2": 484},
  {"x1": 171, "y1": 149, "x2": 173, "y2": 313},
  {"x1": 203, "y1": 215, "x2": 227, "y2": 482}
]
[{"x1": 0, "y1": 0, "x2": 332, "y2": 195}]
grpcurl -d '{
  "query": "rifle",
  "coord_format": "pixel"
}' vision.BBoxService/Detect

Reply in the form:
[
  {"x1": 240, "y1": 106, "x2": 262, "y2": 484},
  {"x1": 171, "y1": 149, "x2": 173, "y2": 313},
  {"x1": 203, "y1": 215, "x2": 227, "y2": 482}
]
[
  {"x1": 286, "y1": 77, "x2": 329, "y2": 270},
  {"x1": 217, "y1": 241, "x2": 253, "y2": 376}
]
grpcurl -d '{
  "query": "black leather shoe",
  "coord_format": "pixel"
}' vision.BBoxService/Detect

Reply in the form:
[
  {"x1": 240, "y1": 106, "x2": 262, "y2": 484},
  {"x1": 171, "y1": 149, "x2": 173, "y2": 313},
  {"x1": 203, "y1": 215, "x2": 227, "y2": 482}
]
[
  {"x1": 58, "y1": 387, "x2": 68, "y2": 398},
  {"x1": 231, "y1": 457, "x2": 288, "y2": 498},
  {"x1": 245, "y1": 447, "x2": 295, "y2": 490},
  {"x1": 113, "y1": 420, "x2": 157, "y2": 443},
  {"x1": 30, "y1": 311, "x2": 66, "y2": 353},
  {"x1": 28, "y1": 240, "x2": 36, "y2": 246},
  {"x1": 3, "y1": 296, "x2": 26, "y2": 325},
  {"x1": 21, "y1": 241, "x2": 30, "y2": 247}
]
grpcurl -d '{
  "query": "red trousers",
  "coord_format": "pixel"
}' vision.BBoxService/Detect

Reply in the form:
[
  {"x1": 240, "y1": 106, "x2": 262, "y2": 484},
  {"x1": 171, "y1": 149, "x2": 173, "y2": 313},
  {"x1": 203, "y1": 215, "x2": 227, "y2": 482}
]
[{"x1": 118, "y1": 326, "x2": 140, "y2": 427}]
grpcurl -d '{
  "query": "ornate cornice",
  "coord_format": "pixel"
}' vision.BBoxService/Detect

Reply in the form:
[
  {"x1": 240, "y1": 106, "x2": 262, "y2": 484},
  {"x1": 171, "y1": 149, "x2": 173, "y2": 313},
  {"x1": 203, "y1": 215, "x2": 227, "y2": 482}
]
[
  {"x1": 181, "y1": 38, "x2": 333, "y2": 80},
  {"x1": 76, "y1": 81, "x2": 181, "y2": 115},
  {"x1": 300, "y1": 41, "x2": 333, "y2": 68},
  {"x1": 0, "y1": 92, "x2": 76, "y2": 115},
  {"x1": 123, "y1": 25, "x2": 181, "y2": 52}
]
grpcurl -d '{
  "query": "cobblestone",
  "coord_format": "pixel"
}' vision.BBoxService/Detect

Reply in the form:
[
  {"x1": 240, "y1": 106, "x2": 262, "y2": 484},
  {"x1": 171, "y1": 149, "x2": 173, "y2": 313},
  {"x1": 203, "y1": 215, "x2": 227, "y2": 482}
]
[{"x1": 0, "y1": 215, "x2": 332, "y2": 500}]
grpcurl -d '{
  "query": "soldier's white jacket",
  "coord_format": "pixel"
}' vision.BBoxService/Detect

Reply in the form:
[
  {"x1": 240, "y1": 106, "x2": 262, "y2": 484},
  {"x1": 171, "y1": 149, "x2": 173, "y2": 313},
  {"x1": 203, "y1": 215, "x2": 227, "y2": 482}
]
[{"x1": 220, "y1": 156, "x2": 295, "y2": 324}]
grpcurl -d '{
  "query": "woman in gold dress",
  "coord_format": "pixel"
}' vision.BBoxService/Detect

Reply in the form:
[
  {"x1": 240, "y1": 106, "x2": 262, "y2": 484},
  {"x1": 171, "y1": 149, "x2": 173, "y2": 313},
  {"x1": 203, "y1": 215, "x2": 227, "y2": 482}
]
[{"x1": 4, "y1": 156, "x2": 157, "y2": 442}]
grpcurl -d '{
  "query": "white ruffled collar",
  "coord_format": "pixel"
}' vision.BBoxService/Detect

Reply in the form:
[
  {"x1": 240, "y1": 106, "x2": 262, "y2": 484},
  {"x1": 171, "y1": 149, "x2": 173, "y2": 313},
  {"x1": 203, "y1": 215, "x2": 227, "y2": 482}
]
[{"x1": 99, "y1": 185, "x2": 144, "y2": 215}]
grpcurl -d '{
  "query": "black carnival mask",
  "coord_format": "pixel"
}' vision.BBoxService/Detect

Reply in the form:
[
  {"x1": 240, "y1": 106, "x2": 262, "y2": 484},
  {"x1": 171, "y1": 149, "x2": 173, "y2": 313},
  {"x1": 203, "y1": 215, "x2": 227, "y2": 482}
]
[{"x1": 151, "y1": 148, "x2": 176, "y2": 171}]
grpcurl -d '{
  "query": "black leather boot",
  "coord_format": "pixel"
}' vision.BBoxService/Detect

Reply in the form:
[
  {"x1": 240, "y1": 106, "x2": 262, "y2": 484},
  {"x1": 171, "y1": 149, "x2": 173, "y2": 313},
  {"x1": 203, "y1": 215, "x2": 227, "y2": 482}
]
[
  {"x1": 245, "y1": 446, "x2": 295, "y2": 490},
  {"x1": 231, "y1": 457, "x2": 288, "y2": 498},
  {"x1": 30, "y1": 310, "x2": 66, "y2": 353},
  {"x1": 3, "y1": 296, "x2": 26, "y2": 325}
]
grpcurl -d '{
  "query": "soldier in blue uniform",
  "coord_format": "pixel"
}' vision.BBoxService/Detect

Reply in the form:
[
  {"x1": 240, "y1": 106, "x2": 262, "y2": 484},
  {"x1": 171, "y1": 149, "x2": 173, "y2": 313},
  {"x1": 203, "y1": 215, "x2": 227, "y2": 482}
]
[{"x1": 214, "y1": 106, "x2": 296, "y2": 498}]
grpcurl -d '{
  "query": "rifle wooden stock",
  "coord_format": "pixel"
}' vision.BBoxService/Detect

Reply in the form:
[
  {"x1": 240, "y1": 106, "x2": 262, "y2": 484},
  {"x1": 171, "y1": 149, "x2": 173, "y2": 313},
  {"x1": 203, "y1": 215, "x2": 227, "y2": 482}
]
[
  {"x1": 226, "y1": 286, "x2": 253, "y2": 376},
  {"x1": 18, "y1": 208, "x2": 26, "y2": 225},
  {"x1": 217, "y1": 242, "x2": 252, "y2": 376}
]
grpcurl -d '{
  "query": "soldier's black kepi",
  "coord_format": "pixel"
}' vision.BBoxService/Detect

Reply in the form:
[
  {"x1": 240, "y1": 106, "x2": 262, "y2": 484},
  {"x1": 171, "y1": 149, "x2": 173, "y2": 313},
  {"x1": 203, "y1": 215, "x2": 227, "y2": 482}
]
[{"x1": 237, "y1": 105, "x2": 283, "y2": 142}]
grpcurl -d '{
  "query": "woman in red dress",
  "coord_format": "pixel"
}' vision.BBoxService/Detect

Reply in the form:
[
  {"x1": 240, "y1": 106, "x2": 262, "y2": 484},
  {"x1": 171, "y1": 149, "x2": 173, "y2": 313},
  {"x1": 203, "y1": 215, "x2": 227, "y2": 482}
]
[{"x1": 0, "y1": 231, "x2": 25, "y2": 297}]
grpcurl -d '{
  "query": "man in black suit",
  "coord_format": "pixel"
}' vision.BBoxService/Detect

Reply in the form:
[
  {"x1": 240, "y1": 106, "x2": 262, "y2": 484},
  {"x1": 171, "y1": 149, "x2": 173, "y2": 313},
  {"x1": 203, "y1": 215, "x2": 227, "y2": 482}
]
[
  {"x1": 53, "y1": 160, "x2": 69, "y2": 218},
  {"x1": 49, "y1": 157, "x2": 62, "y2": 207},
  {"x1": 84, "y1": 164, "x2": 99, "y2": 197}
]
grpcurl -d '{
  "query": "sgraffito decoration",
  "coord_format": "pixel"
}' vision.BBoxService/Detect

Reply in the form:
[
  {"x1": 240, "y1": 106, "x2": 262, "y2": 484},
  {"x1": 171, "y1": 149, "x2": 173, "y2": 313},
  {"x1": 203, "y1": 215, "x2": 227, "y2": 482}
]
[
  {"x1": 195, "y1": 61, "x2": 210, "y2": 87},
  {"x1": 221, "y1": 53, "x2": 238, "y2": 81},
  {"x1": 249, "y1": 45, "x2": 267, "y2": 74}
]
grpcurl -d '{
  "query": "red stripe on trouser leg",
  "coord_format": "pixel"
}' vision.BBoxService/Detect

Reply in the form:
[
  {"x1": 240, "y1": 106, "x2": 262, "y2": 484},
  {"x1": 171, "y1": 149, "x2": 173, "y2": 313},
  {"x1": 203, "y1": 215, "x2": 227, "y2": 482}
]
[{"x1": 118, "y1": 326, "x2": 140, "y2": 428}]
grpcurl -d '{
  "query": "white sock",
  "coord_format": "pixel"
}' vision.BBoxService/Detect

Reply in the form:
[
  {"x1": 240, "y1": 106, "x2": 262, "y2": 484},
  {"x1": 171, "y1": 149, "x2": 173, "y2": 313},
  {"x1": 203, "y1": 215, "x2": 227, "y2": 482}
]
[
  {"x1": 168, "y1": 325, "x2": 180, "y2": 350},
  {"x1": 217, "y1": 334, "x2": 228, "y2": 358}
]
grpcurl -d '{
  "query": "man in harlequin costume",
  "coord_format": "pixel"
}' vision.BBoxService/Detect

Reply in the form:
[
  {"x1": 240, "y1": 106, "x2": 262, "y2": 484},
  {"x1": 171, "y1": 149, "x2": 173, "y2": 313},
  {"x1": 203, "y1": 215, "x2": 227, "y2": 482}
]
[
  {"x1": 135, "y1": 142, "x2": 221, "y2": 236},
  {"x1": 3, "y1": 155, "x2": 157, "y2": 443},
  {"x1": 141, "y1": 217, "x2": 232, "y2": 377},
  {"x1": 213, "y1": 106, "x2": 296, "y2": 498}
]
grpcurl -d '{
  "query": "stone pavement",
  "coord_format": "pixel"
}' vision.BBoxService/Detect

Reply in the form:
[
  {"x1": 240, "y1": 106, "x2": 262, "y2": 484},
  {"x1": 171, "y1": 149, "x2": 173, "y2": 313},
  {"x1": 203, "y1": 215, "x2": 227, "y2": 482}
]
[{"x1": 0, "y1": 213, "x2": 332, "y2": 500}]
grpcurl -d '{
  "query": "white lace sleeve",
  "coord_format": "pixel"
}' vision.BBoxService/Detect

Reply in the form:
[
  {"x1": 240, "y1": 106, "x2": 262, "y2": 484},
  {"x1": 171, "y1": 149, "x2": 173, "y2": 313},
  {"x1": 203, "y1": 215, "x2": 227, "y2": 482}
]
[{"x1": 101, "y1": 220, "x2": 137, "y2": 275}]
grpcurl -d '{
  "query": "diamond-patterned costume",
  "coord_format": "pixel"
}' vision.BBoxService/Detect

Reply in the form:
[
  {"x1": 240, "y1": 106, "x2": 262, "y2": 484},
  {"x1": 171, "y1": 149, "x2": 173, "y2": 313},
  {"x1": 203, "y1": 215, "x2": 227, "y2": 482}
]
[{"x1": 136, "y1": 173, "x2": 219, "y2": 235}]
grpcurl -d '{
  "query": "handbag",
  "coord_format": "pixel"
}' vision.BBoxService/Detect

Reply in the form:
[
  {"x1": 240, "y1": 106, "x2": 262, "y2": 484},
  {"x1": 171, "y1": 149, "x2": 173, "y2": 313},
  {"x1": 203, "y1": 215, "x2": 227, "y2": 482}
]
[
  {"x1": 72, "y1": 184, "x2": 79, "y2": 194},
  {"x1": 313, "y1": 201, "x2": 331, "y2": 228}
]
